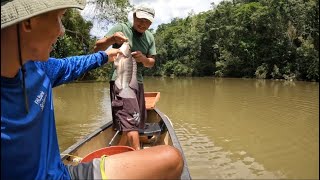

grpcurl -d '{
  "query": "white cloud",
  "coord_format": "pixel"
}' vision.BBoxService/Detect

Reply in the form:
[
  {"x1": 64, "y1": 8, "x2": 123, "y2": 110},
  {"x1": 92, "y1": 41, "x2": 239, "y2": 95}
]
[
  {"x1": 147, "y1": 0, "x2": 223, "y2": 29},
  {"x1": 81, "y1": 0, "x2": 223, "y2": 38}
]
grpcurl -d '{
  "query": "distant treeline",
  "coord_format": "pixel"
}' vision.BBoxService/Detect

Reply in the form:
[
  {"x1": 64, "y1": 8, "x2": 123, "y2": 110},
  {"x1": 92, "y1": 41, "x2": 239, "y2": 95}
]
[{"x1": 51, "y1": 0, "x2": 319, "y2": 82}]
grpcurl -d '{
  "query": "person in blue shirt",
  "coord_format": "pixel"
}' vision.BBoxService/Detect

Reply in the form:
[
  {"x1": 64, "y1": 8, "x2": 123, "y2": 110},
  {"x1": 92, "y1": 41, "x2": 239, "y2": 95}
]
[{"x1": 1, "y1": 0, "x2": 183, "y2": 179}]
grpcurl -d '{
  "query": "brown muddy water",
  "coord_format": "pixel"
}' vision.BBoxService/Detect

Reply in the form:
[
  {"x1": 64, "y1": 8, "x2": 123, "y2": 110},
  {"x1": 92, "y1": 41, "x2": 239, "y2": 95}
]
[{"x1": 54, "y1": 77, "x2": 319, "y2": 179}]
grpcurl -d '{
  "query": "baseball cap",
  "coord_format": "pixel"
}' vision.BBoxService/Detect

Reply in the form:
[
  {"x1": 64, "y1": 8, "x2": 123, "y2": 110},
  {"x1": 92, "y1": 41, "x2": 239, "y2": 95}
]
[{"x1": 134, "y1": 3, "x2": 155, "y2": 23}]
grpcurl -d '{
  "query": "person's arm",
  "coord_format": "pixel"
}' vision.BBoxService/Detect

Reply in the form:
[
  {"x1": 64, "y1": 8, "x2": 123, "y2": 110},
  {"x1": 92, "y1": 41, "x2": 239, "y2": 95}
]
[
  {"x1": 94, "y1": 32, "x2": 128, "y2": 52},
  {"x1": 132, "y1": 51, "x2": 155, "y2": 68},
  {"x1": 94, "y1": 36, "x2": 114, "y2": 52},
  {"x1": 36, "y1": 49, "x2": 121, "y2": 87},
  {"x1": 132, "y1": 33, "x2": 157, "y2": 68}
]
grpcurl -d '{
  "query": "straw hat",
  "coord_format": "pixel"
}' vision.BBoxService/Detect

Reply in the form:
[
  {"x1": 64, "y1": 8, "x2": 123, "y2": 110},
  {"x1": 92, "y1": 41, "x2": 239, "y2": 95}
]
[{"x1": 1, "y1": 0, "x2": 86, "y2": 29}]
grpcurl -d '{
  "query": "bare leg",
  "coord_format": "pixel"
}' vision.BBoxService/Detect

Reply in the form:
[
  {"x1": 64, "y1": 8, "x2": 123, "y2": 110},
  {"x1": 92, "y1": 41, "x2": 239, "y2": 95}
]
[
  {"x1": 118, "y1": 132, "x2": 128, "y2": 146},
  {"x1": 104, "y1": 145, "x2": 184, "y2": 179},
  {"x1": 127, "y1": 131, "x2": 140, "y2": 150}
]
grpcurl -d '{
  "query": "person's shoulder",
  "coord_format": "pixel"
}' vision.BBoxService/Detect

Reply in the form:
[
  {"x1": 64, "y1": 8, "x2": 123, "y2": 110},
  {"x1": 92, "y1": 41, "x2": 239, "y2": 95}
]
[
  {"x1": 144, "y1": 30, "x2": 155, "y2": 41},
  {"x1": 123, "y1": 21, "x2": 131, "y2": 26},
  {"x1": 108, "y1": 22, "x2": 130, "y2": 33},
  {"x1": 113, "y1": 22, "x2": 130, "y2": 28},
  {"x1": 110, "y1": 23, "x2": 123, "y2": 30},
  {"x1": 105, "y1": 23, "x2": 123, "y2": 36},
  {"x1": 122, "y1": 22, "x2": 133, "y2": 30}
]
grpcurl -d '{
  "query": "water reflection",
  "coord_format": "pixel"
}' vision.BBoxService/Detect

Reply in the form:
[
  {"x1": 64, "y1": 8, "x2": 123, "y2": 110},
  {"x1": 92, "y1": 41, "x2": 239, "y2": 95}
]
[{"x1": 175, "y1": 124, "x2": 285, "y2": 179}]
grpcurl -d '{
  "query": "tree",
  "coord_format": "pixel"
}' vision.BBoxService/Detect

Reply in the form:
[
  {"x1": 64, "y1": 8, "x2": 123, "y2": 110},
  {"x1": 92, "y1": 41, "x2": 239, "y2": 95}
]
[
  {"x1": 51, "y1": 9, "x2": 95, "y2": 58},
  {"x1": 86, "y1": 0, "x2": 131, "y2": 29},
  {"x1": 51, "y1": 0, "x2": 132, "y2": 81},
  {"x1": 153, "y1": 0, "x2": 318, "y2": 81}
]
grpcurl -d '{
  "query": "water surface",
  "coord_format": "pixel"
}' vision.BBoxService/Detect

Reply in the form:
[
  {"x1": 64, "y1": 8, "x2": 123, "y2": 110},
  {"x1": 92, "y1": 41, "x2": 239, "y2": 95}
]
[{"x1": 54, "y1": 77, "x2": 319, "y2": 179}]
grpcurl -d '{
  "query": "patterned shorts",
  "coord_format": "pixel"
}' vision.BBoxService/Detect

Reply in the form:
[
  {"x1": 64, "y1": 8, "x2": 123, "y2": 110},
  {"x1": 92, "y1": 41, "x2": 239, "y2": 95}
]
[{"x1": 109, "y1": 81, "x2": 147, "y2": 131}]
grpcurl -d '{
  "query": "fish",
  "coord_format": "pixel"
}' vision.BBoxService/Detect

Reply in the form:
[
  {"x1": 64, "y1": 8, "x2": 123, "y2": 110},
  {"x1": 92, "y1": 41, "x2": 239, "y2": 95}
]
[
  {"x1": 114, "y1": 42, "x2": 139, "y2": 98},
  {"x1": 113, "y1": 42, "x2": 140, "y2": 125}
]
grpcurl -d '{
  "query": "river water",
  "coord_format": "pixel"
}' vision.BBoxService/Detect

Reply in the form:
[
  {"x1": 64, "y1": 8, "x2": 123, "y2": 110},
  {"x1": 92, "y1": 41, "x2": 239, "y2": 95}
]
[{"x1": 54, "y1": 77, "x2": 319, "y2": 179}]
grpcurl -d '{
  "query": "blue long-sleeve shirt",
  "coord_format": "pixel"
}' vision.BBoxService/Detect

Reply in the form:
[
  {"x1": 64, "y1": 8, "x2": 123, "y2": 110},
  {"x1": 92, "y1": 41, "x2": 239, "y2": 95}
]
[{"x1": 1, "y1": 51, "x2": 108, "y2": 180}]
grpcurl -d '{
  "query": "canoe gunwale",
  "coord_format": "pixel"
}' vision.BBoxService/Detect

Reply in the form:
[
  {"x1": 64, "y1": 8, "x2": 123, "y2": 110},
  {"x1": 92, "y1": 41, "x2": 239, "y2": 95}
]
[
  {"x1": 60, "y1": 120, "x2": 113, "y2": 160},
  {"x1": 154, "y1": 108, "x2": 192, "y2": 180},
  {"x1": 60, "y1": 108, "x2": 191, "y2": 179}
]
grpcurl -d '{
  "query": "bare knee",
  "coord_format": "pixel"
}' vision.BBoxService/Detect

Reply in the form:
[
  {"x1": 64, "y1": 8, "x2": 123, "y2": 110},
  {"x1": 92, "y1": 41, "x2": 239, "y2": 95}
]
[
  {"x1": 127, "y1": 130, "x2": 138, "y2": 137},
  {"x1": 157, "y1": 145, "x2": 184, "y2": 178},
  {"x1": 104, "y1": 145, "x2": 184, "y2": 179}
]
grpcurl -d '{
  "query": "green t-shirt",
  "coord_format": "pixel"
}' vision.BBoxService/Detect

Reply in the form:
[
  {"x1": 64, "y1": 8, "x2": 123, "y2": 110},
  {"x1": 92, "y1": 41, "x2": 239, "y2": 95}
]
[{"x1": 106, "y1": 22, "x2": 156, "y2": 83}]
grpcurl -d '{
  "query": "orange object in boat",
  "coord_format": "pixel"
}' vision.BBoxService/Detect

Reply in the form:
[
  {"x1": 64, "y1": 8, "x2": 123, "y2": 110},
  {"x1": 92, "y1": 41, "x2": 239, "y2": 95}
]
[{"x1": 81, "y1": 146, "x2": 134, "y2": 163}]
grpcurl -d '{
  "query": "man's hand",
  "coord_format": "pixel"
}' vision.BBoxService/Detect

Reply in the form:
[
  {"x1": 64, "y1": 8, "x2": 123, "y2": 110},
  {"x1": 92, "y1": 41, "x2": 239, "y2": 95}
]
[
  {"x1": 113, "y1": 32, "x2": 128, "y2": 45},
  {"x1": 131, "y1": 51, "x2": 146, "y2": 63},
  {"x1": 131, "y1": 51, "x2": 155, "y2": 68},
  {"x1": 105, "y1": 48, "x2": 122, "y2": 62},
  {"x1": 94, "y1": 32, "x2": 128, "y2": 52}
]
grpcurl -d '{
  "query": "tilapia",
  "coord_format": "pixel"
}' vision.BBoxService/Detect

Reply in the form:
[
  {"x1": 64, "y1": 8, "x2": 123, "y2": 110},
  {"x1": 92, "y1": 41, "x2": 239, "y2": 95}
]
[
  {"x1": 113, "y1": 42, "x2": 140, "y2": 124},
  {"x1": 114, "y1": 42, "x2": 139, "y2": 98}
]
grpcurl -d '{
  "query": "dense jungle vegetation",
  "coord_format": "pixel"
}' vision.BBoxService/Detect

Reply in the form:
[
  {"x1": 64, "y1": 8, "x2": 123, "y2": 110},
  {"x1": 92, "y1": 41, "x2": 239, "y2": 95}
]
[{"x1": 51, "y1": 0, "x2": 319, "y2": 82}]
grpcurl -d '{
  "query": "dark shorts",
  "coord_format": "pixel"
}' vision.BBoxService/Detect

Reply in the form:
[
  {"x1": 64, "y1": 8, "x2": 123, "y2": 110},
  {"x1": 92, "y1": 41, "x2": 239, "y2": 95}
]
[
  {"x1": 67, "y1": 158, "x2": 102, "y2": 179},
  {"x1": 110, "y1": 81, "x2": 147, "y2": 132}
]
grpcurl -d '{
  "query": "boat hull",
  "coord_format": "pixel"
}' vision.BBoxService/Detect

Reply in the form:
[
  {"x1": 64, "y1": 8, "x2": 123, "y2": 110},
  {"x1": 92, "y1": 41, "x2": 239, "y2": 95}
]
[{"x1": 61, "y1": 108, "x2": 191, "y2": 179}]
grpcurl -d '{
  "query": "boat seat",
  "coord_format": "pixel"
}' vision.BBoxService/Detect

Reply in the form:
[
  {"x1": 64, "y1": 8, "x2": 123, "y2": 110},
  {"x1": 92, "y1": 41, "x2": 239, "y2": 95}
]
[
  {"x1": 139, "y1": 122, "x2": 162, "y2": 146},
  {"x1": 108, "y1": 122, "x2": 163, "y2": 146},
  {"x1": 138, "y1": 123, "x2": 161, "y2": 136}
]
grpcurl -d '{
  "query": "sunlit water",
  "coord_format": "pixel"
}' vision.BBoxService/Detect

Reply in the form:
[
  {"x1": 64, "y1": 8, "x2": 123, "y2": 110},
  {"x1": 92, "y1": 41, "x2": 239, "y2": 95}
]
[{"x1": 54, "y1": 77, "x2": 319, "y2": 179}]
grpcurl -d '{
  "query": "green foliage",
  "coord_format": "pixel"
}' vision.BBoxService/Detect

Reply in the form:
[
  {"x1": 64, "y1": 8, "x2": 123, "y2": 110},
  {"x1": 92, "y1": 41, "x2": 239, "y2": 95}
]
[
  {"x1": 271, "y1": 64, "x2": 282, "y2": 79},
  {"x1": 51, "y1": 1, "x2": 130, "y2": 81},
  {"x1": 255, "y1": 63, "x2": 268, "y2": 79},
  {"x1": 155, "y1": 12, "x2": 212, "y2": 76},
  {"x1": 153, "y1": 0, "x2": 319, "y2": 81},
  {"x1": 282, "y1": 63, "x2": 298, "y2": 81},
  {"x1": 88, "y1": 0, "x2": 131, "y2": 25},
  {"x1": 82, "y1": 63, "x2": 113, "y2": 81},
  {"x1": 50, "y1": 0, "x2": 319, "y2": 82},
  {"x1": 296, "y1": 37, "x2": 319, "y2": 81},
  {"x1": 162, "y1": 60, "x2": 192, "y2": 77},
  {"x1": 51, "y1": 9, "x2": 95, "y2": 57}
]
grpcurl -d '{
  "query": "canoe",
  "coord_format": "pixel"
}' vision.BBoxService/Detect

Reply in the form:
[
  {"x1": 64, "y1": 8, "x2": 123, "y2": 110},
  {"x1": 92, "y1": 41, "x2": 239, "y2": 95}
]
[{"x1": 60, "y1": 92, "x2": 191, "y2": 179}]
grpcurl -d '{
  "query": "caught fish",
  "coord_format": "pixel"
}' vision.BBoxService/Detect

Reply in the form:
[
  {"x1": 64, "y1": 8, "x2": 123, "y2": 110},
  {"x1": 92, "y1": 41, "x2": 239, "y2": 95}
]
[
  {"x1": 114, "y1": 42, "x2": 139, "y2": 98},
  {"x1": 113, "y1": 42, "x2": 140, "y2": 125}
]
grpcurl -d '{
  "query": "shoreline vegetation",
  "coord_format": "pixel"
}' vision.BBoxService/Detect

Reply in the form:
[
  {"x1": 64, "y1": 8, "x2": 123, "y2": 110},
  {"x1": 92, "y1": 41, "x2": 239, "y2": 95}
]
[
  {"x1": 73, "y1": 76, "x2": 319, "y2": 84},
  {"x1": 51, "y1": 0, "x2": 319, "y2": 82}
]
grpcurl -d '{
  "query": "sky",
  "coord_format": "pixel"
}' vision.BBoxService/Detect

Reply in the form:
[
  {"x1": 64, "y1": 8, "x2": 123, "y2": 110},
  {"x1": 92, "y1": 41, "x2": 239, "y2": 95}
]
[{"x1": 80, "y1": 0, "x2": 224, "y2": 38}]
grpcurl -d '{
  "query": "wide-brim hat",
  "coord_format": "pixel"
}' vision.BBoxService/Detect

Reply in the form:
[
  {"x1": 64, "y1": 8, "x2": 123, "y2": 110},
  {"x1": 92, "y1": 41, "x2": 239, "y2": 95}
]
[
  {"x1": 1, "y1": 0, "x2": 86, "y2": 29},
  {"x1": 134, "y1": 3, "x2": 155, "y2": 23}
]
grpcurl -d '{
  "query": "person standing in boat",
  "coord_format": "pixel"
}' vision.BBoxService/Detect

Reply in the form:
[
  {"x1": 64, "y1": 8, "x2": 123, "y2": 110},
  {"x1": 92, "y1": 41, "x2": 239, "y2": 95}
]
[
  {"x1": 94, "y1": 4, "x2": 156, "y2": 151},
  {"x1": 1, "y1": 0, "x2": 183, "y2": 179}
]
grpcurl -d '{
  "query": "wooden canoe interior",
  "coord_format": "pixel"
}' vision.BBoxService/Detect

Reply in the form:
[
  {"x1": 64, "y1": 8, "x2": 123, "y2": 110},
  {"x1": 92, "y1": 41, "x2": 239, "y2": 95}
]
[
  {"x1": 62, "y1": 92, "x2": 173, "y2": 166},
  {"x1": 145, "y1": 92, "x2": 160, "y2": 110}
]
